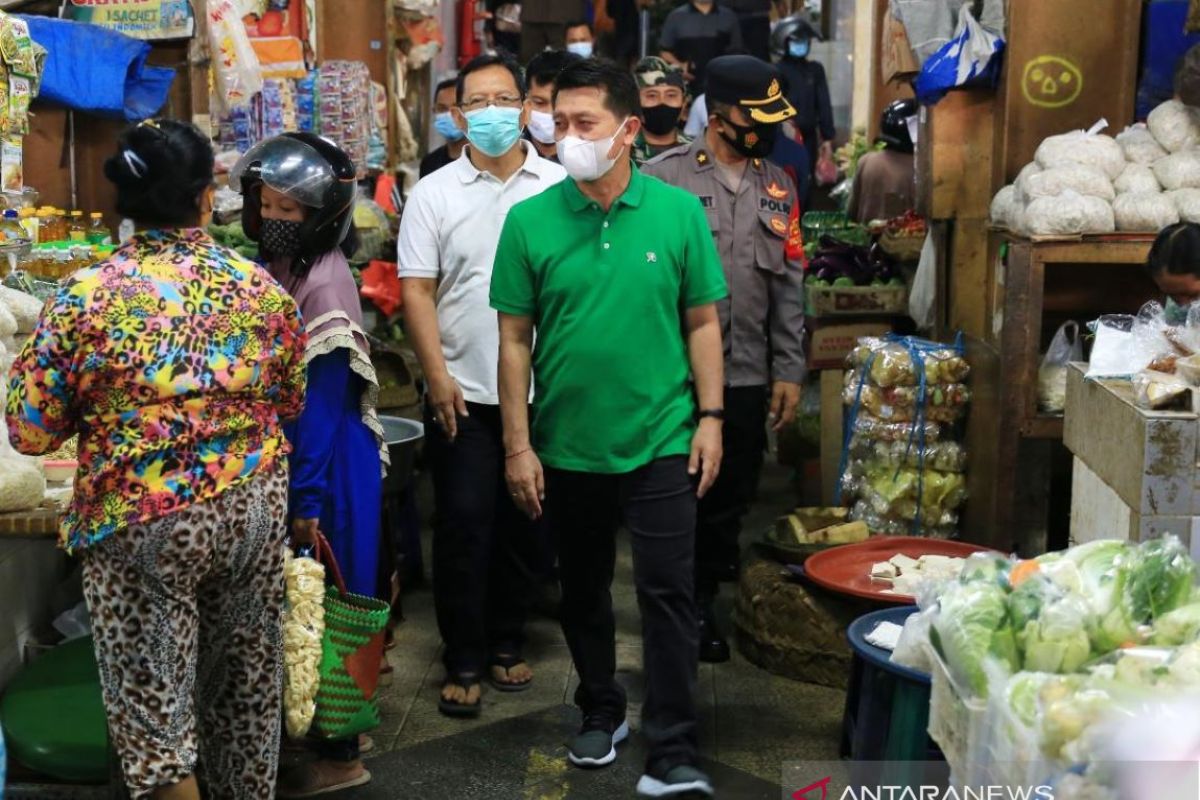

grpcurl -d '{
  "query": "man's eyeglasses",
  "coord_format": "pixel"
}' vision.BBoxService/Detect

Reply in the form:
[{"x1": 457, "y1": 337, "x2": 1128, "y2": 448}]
[{"x1": 459, "y1": 95, "x2": 524, "y2": 112}]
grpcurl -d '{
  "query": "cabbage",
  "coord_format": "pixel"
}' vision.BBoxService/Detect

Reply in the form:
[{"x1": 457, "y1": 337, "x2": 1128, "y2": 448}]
[
  {"x1": 1151, "y1": 602, "x2": 1200, "y2": 646},
  {"x1": 932, "y1": 580, "x2": 1019, "y2": 695},
  {"x1": 1166, "y1": 640, "x2": 1200, "y2": 685},
  {"x1": 1010, "y1": 575, "x2": 1093, "y2": 673},
  {"x1": 1005, "y1": 671, "x2": 1054, "y2": 727},
  {"x1": 1063, "y1": 540, "x2": 1137, "y2": 652}
]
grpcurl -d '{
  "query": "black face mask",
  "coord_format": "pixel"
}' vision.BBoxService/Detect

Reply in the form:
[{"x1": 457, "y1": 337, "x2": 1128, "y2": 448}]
[
  {"x1": 641, "y1": 104, "x2": 683, "y2": 137},
  {"x1": 260, "y1": 217, "x2": 304, "y2": 258},
  {"x1": 716, "y1": 115, "x2": 778, "y2": 159}
]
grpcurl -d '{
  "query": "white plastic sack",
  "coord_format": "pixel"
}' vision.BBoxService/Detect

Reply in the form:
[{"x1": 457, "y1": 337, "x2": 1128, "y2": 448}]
[
  {"x1": 1117, "y1": 124, "x2": 1170, "y2": 165},
  {"x1": 1087, "y1": 315, "x2": 1142, "y2": 379},
  {"x1": 207, "y1": 0, "x2": 264, "y2": 112},
  {"x1": 1017, "y1": 164, "x2": 1114, "y2": 202},
  {"x1": 1113, "y1": 192, "x2": 1179, "y2": 232},
  {"x1": 1148, "y1": 99, "x2": 1200, "y2": 154},
  {"x1": 909, "y1": 232, "x2": 937, "y2": 330},
  {"x1": 989, "y1": 184, "x2": 1018, "y2": 229},
  {"x1": 1153, "y1": 151, "x2": 1200, "y2": 191},
  {"x1": 1039, "y1": 321, "x2": 1084, "y2": 413},
  {"x1": 1021, "y1": 190, "x2": 1115, "y2": 236},
  {"x1": 1114, "y1": 163, "x2": 1161, "y2": 195},
  {"x1": 1171, "y1": 188, "x2": 1200, "y2": 223},
  {"x1": 1035, "y1": 126, "x2": 1126, "y2": 181},
  {"x1": 1015, "y1": 162, "x2": 1041, "y2": 187}
]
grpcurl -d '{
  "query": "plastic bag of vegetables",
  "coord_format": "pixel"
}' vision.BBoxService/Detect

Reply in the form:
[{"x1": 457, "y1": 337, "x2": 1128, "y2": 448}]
[
  {"x1": 931, "y1": 578, "x2": 1020, "y2": 696},
  {"x1": 1008, "y1": 573, "x2": 1093, "y2": 674}
]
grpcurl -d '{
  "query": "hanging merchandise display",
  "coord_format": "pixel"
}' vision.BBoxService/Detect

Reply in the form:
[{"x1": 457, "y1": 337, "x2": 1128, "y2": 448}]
[
  {"x1": 65, "y1": 0, "x2": 195, "y2": 41},
  {"x1": 837, "y1": 335, "x2": 972, "y2": 539},
  {"x1": 206, "y1": 0, "x2": 265, "y2": 112},
  {"x1": 316, "y1": 61, "x2": 371, "y2": 175}
]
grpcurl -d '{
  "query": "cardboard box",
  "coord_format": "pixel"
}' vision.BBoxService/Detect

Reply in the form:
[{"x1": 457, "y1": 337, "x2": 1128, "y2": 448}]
[
  {"x1": 881, "y1": 11, "x2": 920, "y2": 84},
  {"x1": 807, "y1": 321, "x2": 892, "y2": 370}
]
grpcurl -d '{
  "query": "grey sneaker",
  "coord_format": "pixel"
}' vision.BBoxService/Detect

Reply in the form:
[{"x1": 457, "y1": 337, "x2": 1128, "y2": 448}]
[
  {"x1": 567, "y1": 715, "x2": 630, "y2": 768},
  {"x1": 636, "y1": 764, "x2": 715, "y2": 797}
]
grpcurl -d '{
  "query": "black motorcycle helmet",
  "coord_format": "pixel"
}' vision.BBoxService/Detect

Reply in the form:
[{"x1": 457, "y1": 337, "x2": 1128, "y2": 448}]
[
  {"x1": 769, "y1": 15, "x2": 820, "y2": 61},
  {"x1": 879, "y1": 98, "x2": 918, "y2": 153},
  {"x1": 230, "y1": 131, "x2": 358, "y2": 277}
]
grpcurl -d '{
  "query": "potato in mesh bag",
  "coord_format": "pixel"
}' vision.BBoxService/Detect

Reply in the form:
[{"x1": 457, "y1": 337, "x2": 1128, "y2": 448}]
[{"x1": 282, "y1": 548, "x2": 326, "y2": 739}]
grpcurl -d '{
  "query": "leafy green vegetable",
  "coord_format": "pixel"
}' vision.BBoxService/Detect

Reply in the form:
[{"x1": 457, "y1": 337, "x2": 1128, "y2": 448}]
[
  {"x1": 1005, "y1": 672, "x2": 1052, "y2": 728},
  {"x1": 1123, "y1": 536, "x2": 1196, "y2": 624},
  {"x1": 933, "y1": 580, "x2": 1019, "y2": 695}
]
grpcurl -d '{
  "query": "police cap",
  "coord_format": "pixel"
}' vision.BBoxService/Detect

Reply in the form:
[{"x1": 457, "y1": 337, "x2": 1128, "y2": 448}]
[{"x1": 705, "y1": 55, "x2": 796, "y2": 124}]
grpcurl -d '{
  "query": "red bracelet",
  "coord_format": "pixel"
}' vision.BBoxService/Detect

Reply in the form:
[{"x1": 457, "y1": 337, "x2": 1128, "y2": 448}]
[{"x1": 505, "y1": 448, "x2": 531, "y2": 460}]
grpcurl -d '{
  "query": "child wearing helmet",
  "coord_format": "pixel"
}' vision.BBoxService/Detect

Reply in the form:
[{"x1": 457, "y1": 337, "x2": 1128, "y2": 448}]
[{"x1": 231, "y1": 132, "x2": 387, "y2": 796}]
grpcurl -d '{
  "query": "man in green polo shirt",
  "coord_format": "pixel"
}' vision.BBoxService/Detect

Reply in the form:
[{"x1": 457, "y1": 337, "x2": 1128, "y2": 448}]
[{"x1": 491, "y1": 59, "x2": 727, "y2": 799}]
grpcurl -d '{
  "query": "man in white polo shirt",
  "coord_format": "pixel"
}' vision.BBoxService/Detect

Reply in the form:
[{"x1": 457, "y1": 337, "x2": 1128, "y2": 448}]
[{"x1": 398, "y1": 53, "x2": 567, "y2": 719}]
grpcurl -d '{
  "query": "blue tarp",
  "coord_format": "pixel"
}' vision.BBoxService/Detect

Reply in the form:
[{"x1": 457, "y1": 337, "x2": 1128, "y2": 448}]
[
  {"x1": 18, "y1": 16, "x2": 175, "y2": 121},
  {"x1": 1138, "y1": 1, "x2": 1200, "y2": 120}
]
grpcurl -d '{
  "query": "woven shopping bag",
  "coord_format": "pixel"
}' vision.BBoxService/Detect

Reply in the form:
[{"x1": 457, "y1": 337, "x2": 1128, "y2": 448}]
[{"x1": 310, "y1": 532, "x2": 391, "y2": 740}]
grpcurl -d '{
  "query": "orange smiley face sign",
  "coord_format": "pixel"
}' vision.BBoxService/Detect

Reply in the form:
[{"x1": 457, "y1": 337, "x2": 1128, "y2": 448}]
[{"x1": 1022, "y1": 55, "x2": 1083, "y2": 109}]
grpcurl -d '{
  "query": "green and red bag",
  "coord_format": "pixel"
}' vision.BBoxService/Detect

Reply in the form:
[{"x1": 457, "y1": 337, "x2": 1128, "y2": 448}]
[{"x1": 310, "y1": 533, "x2": 391, "y2": 740}]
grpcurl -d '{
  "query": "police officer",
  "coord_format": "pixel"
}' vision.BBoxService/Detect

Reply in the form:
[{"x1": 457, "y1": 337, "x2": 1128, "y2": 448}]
[{"x1": 643, "y1": 55, "x2": 806, "y2": 663}]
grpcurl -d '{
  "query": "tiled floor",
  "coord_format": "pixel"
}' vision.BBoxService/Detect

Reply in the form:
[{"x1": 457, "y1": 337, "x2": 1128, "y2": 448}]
[{"x1": 349, "y1": 460, "x2": 847, "y2": 798}]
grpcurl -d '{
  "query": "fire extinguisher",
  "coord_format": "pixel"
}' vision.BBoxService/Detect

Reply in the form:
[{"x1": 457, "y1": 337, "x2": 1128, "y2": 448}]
[{"x1": 458, "y1": 0, "x2": 485, "y2": 67}]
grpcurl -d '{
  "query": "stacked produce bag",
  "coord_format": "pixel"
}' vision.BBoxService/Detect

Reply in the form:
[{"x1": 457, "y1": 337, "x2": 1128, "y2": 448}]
[
  {"x1": 838, "y1": 336, "x2": 971, "y2": 538},
  {"x1": 896, "y1": 536, "x2": 1200, "y2": 793},
  {"x1": 991, "y1": 100, "x2": 1200, "y2": 235}
]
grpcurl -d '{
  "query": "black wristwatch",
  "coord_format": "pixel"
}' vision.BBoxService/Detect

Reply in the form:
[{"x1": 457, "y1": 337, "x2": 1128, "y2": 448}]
[{"x1": 698, "y1": 409, "x2": 725, "y2": 421}]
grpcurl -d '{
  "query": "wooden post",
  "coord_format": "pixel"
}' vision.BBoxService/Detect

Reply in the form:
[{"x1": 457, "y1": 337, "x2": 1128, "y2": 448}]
[{"x1": 820, "y1": 370, "x2": 845, "y2": 506}]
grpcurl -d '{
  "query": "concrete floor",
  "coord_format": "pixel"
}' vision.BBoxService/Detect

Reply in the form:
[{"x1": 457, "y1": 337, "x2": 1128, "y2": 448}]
[{"x1": 348, "y1": 460, "x2": 846, "y2": 798}]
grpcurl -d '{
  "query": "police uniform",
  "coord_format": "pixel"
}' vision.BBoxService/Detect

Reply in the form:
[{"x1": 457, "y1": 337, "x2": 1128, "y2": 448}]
[{"x1": 642, "y1": 55, "x2": 806, "y2": 659}]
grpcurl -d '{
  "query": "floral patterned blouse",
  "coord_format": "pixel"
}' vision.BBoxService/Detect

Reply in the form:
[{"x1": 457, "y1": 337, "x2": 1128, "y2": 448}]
[{"x1": 6, "y1": 228, "x2": 308, "y2": 552}]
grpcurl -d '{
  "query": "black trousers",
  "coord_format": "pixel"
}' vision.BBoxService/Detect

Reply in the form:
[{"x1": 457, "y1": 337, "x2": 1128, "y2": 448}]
[
  {"x1": 737, "y1": 12, "x2": 772, "y2": 62},
  {"x1": 520, "y1": 21, "x2": 566, "y2": 63},
  {"x1": 546, "y1": 456, "x2": 700, "y2": 772},
  {"x1": 696, "y1": 385, "x2": 769, "y2": 603},
  {"x1": 426, "y1": 402, "x2": 538, "y2": 674}
]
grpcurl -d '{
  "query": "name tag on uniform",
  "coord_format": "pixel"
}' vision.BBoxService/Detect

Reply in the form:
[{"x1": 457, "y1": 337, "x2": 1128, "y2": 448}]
[
  {"x1": 698, "y1": 195, "x2": 715, "y2": 210},
  {"x1": 759, "y1": 197, "x2": 792, "y2": 215}
]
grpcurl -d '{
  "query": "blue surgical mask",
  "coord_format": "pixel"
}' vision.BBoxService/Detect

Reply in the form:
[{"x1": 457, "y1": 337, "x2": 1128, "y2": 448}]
[
  {"x1": 434, "y1": 111, "x2": 465, "y2": 142},
  {"x1": 464, "y1": 105, "x2": 523, "y2": 157},
  {"x1": 567, "y1": 41, "x2": 594, "y2": 58},
  {"x1": 788, "y1": 39, "x2": 810, "y2": 59}
]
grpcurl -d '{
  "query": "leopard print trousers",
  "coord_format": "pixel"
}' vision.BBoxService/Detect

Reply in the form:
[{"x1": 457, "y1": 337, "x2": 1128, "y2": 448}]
[{"x1": 81, "y1": 463, "x2": 289, "y2": 799}]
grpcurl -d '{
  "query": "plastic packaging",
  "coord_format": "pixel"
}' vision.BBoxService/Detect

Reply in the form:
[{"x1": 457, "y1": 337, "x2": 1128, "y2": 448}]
[
  {"x1": 1153, "y1": 150, "x2": 1200, "y2": 191},
  {"x1": 846, "y1": 337, "x2": 971, "y2": 387},
  {"x1": 1034, "y1": 126, "x2": 1126, "y2": 181},
  {"x1": 1038, "y1": 321, "x2": 1083, "y2": 413},
  {"x1": 1116, "y1": 123, "x2": 1169, "y2": 165},
  {"x1": 206, "y1": 0, "x2": 264, "y2": 112},
  {"x1": 1134, "y1": 370, "x2": 1190, "y2": 409},
  {"x1": 282, "y1": 548, "x2": 326, "y2": 739},
  {"x1": 1021, "y1": 190, "x2": 1115, "y2": 236},
  {"x1": 1016, "y1": 163, "x2": 1115, "y2": 202},
  {"x1": 1147, "y1": 99, "x2": 1200, "y2": 153},
  {"x1": 1113, "y1": 163, "x2": 1161, "y2": 195},
  {"x1": 1113, "y1": 192, "x2": 1179, "y2": 231}
]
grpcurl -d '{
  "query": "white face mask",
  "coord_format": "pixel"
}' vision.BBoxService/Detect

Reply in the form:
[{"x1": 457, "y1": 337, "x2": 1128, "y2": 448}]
[
  {"x1": 527, "y1": 110, "x2": 557, "y2": 144},
  {"x1": 566, "y1": 41, "x2": 594, "y2": 58},
  {"x1": 556, "y1": 117, "x2": 630, "y2": 183}
]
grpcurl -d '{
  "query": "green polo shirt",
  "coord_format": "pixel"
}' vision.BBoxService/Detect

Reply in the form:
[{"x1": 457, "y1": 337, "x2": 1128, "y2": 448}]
[{"x1": 490, "y1": 167, "x2": 728, "y2": 474}]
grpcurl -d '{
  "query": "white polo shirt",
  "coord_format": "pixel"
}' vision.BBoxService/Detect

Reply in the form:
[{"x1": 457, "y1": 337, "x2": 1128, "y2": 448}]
[{"x1": 398, "y1": 142, "x2": 566, "y2": 405}]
